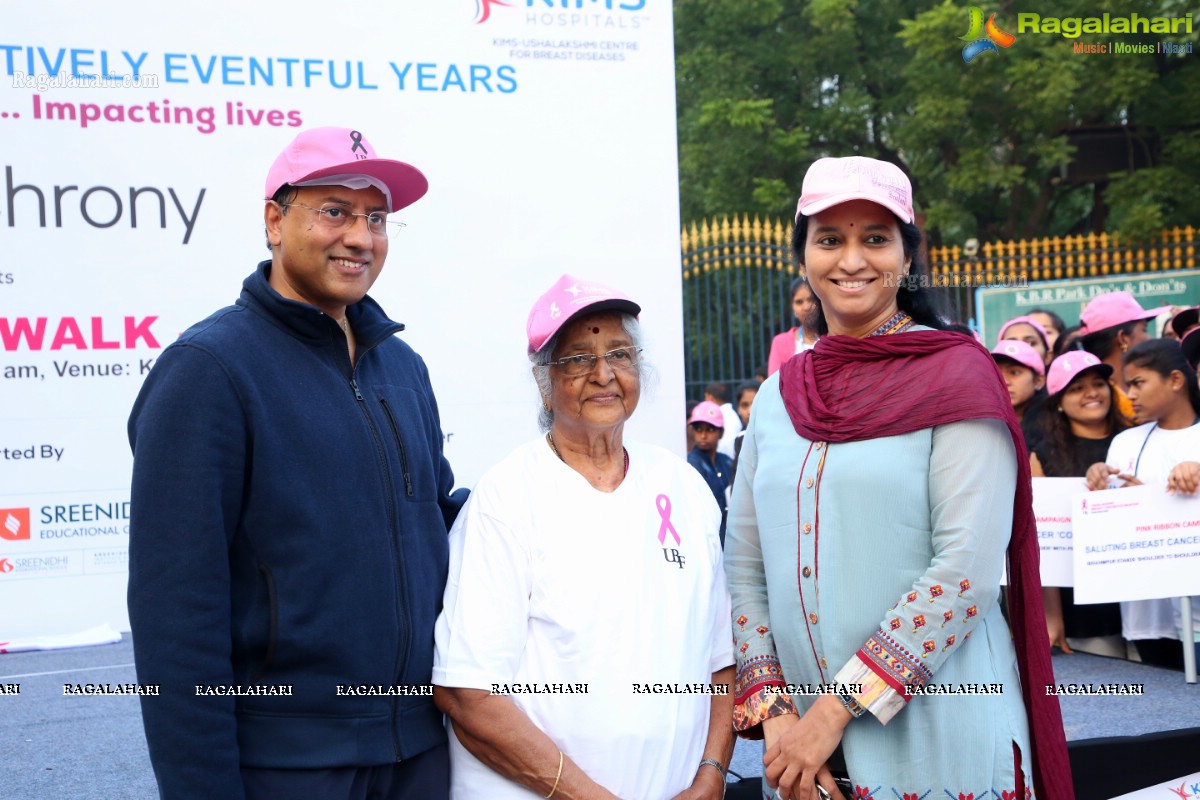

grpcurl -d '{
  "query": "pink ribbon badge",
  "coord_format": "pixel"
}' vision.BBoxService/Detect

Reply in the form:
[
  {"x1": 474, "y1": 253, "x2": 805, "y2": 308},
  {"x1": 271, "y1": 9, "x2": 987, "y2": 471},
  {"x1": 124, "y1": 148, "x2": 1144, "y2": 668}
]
[{"x1": 656, "y1": 494, "x2": 680, "y2": 545}]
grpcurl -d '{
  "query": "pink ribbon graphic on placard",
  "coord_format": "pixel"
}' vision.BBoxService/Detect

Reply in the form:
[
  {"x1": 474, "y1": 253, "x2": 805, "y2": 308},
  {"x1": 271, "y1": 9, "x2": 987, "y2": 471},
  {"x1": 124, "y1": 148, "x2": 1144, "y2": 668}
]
[{"x1": 656, "y1": 494, "x2": 680, "y2": 545}]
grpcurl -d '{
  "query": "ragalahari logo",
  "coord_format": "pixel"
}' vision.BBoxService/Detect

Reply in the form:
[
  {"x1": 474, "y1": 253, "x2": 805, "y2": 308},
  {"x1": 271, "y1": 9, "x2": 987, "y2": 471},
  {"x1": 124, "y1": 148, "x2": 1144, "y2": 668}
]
[
  {"x1": 476, "y1": 0, "x2": 513, "y2": 24},
  {"x1": 1, "y1": 508, "x2": 31, "y2": 541},
  {"x1": 961, "y1": 6, "x2": 1017, "y2": 62}
]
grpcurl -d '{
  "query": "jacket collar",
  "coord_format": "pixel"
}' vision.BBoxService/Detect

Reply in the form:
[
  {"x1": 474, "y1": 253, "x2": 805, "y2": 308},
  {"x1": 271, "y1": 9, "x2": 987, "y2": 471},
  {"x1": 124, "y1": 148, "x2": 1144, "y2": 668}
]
[{"x1": 238, "y1": 260, "x2": 404, "y2": 348}]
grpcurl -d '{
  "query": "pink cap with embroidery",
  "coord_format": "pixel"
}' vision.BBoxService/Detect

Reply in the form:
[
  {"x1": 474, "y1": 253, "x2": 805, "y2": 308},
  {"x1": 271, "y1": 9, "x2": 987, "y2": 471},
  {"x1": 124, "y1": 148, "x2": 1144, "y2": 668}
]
[
  {"x1": 991, "y1": 340, "x2": 1045, "y2": 376},
  {"x1": 1078, "y1": 291, "x2": 1167, "y2": 335},
  {"x1": 264, "y1": 126, "x2": 428, "y2": 213},
  {"x1": 688, "y1": 401, "x2": 725, "y2": 429},
  {"x1": 1046, "y1": 351, "x2": 1113, "y2": 396},
  {"x1": 795, "y1": 156, "x2": 913, "y2": 224},
  {"x1": 527, "y1": 274, "x2": 641, "y2": 355}
]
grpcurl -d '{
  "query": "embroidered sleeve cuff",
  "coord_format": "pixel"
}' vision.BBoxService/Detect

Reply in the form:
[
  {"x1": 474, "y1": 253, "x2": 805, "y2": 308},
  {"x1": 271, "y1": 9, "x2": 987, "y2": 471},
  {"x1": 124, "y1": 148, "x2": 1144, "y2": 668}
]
[
  {"x1": 732, "y1": 684, "x2": 797, "y2": 738},
  {"x1": 834, "y1": 653, "x2": 906, "y2": 725}
]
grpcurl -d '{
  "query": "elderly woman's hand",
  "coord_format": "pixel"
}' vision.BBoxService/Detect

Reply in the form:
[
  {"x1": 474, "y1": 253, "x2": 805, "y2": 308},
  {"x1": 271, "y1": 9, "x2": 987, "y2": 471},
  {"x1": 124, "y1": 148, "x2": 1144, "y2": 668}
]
[
  {"x1": 667, "y1": 764, "x2": 726, "y2": 800},
  {"x1": 761, "y1": 696, "x2": 850, "y2": 800}
]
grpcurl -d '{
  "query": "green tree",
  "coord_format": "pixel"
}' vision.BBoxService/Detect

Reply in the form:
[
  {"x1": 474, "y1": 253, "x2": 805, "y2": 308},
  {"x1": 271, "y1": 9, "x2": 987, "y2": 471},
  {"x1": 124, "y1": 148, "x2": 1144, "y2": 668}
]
[{"x1": 675, "y1": 0, "x2": 1200, "y2": 245}]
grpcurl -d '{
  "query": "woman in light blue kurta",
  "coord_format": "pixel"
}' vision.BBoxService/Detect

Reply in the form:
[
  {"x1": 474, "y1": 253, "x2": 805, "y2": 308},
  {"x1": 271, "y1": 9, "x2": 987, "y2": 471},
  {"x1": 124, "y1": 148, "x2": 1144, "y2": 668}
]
[{"x1": 724, "y1": 156, "x2": 1072, "y2": 800}]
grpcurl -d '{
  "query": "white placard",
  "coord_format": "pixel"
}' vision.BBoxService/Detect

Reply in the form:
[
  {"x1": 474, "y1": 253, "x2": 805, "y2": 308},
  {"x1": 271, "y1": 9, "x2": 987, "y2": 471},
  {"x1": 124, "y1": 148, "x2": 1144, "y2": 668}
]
[
  {"x1": 1072, "y1": 485, "x2": 1200, "y2": 604},
  {"x1": 1109, "y1": 771, "x2": 1200, "y2": 800},
  {"x1": 1032, "y1": 477, "x2": 1082, "y2": 587}
]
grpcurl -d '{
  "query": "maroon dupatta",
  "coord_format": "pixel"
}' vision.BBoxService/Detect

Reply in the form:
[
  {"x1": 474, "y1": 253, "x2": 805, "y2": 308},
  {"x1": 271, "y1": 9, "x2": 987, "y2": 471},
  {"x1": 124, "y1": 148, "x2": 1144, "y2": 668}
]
[{"x1": 779, "y1": 330, "x2": 1073, "y2": 800}]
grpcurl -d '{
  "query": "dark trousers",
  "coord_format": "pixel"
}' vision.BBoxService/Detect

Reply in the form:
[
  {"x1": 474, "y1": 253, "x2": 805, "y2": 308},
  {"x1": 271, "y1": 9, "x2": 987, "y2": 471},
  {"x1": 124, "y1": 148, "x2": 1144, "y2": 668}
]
[{"x1": 241, "y1": 744, "x2": 449, "y2": 800}]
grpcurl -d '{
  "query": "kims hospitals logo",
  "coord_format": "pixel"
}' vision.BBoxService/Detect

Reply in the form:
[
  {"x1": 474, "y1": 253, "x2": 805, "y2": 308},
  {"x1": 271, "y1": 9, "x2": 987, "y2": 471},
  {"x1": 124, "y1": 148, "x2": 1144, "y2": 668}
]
[
  {"x1": 961, "y1": 6, "x2": 1017, "y2": 62},
  {"x1": 476, "y1": 0, "x2": 512, "y2": 24}
]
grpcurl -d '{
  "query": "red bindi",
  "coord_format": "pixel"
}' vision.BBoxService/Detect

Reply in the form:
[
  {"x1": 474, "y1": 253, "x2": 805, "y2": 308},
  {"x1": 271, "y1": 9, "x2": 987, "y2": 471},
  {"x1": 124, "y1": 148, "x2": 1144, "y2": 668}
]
[{"x1": 592, "y1": 326, "x2": 600, "y2": 334}]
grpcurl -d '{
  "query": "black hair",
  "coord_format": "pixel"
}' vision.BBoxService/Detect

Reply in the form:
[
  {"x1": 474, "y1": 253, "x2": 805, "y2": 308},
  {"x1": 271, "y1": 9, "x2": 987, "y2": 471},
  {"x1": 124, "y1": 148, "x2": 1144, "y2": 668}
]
[
  {"x1": 1080, "y1": 321, "x2": 1140, "y2": 361},
  {"x1": 704, "y1": 381, "x2": 730, "y2": 404},
  {"x1": 264, "y1": 183, "x2": 300, "y2": 251},
  {"x1": 1052, "y1": 325, "x2": 1085, "y2": 358},
  {"x1": 1123, "y1": 339, "x2": 1200, "y2": 417},
  {"x1": 735, "y1": 381, "x2": 759, "y2": 407},
  {"x1": 1040, "y1": 365, "x2": 1130, "y2": 476},
  {"x1": 1029, "y1": 308, "x2": 1066, "y2": 337},
  {"x1": 789, "y1": 275, "x2": 810, "y2": 296},
  {"x1": 945, "y1": 322, "x2": 975, "y2": 337},
  {"x1": 791, "y1": 214, "x2": 948, "y2": 335}
]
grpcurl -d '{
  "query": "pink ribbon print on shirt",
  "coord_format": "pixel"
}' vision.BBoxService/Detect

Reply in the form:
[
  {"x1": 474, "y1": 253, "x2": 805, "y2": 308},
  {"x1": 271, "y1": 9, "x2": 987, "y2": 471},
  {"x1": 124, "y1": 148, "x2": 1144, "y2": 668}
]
[{"x1": 656, "y1": 494, "x2": 680, "y2": 545}]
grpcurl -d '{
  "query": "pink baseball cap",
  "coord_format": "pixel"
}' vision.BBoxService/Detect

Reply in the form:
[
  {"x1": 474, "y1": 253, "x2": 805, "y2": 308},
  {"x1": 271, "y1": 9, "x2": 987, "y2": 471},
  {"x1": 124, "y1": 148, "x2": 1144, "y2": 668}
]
[
  {"x1": 527, "y1": 274, "x2": 641, "y2": 355},
  {"x1": 795, "y1": 156, "x2": 913, "y2": 224},
  {"x1": 991, "y1": 340, "x2": 1045, "y2": 376},
  {"x1": 1046, "y1": 351, "x2": 1113, "y2": 396},
  {"x1": 688, "y1": 401, "x2": 725, "y2": 429},
  {"x1": 997, "y1": 315, "x2": 1050, "y2": 347},
  {"x1": 1078, "y1": 291, "x2": 1167, "y2": 335},
  {"x1": 264, "y1": 127, "x2": 428, "y2": 213}
]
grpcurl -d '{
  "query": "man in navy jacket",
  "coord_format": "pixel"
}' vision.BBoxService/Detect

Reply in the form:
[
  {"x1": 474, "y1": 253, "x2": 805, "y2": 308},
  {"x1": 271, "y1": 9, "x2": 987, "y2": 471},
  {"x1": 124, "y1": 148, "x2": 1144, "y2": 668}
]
[{"x1": 127, "y1": 127, "x2": 465, "y2": 800}]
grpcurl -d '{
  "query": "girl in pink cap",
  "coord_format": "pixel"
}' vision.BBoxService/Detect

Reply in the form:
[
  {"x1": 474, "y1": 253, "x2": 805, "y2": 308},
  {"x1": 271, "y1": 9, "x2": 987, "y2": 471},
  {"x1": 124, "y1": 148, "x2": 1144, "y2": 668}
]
[
  {"x1": 1078, "y1": 290, "x2": 1163, "y2": 421},
  {"x1": 998, "y1": 315, "x2": 1052, "y2": 368},
  {"x1": 1032, "y1": 352, "x2": 1130, "y2": 655}
]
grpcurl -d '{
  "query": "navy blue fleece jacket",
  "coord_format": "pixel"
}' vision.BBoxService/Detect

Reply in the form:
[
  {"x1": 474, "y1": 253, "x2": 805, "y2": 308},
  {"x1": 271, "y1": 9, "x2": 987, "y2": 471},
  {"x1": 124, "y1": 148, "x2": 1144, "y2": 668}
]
[{"x1": 127, "y1": 261, "x2": 465, "y2": 799}]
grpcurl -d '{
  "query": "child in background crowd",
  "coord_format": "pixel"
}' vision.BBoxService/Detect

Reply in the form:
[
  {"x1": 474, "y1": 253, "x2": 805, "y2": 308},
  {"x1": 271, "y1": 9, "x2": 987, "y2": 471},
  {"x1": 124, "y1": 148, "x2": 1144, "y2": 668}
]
[
  {"x1": 1086, "y1": 339, "x2": 1200, "y2": 670},
  {"x1": 1032, "y1": 352, "x2": 1129, "y2": 656},
  {"x1": 703, "y1": 381, "x2": 741, "y2": 459},
  {"x1": 1078, "y1": 291, "x2": 1162, "y2": 421},
  {"x1": 734, "y1": 382, "x2": 759, "y2": 430},
  {"x1": 767, "y1": 276, "x2": 820, "y2": 376},
  {"x1": 1028, "y1": 308, "x2": 1066, "y2": 353},
  {"x1": 991, "y1": 339, "x2": 1047, "y2": 449},
  {"x1": 687, "y1": 400, "x2": 733, "y2": 544},
  {"x1": 999, "y1": 315, "x2": 1052, "y2": 368}
]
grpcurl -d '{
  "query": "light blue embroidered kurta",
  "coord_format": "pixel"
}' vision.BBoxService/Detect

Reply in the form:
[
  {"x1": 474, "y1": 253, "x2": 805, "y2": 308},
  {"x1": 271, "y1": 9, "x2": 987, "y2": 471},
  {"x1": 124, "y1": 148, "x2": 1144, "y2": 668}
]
[{"x1": 726, "y1": 371, "x2": 1034, "y2": 796}]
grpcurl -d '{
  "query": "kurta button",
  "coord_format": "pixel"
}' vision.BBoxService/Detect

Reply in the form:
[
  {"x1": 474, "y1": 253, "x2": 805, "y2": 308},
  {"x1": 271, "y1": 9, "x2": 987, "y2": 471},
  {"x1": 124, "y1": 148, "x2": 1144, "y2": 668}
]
[
  {"x1": 805, "y1": 477, "x2": 814, "y2": 489},
  {"x1": 815, "y1": 442, "x2": 824, "y2": 450},
  {"x1": 802, "y1": 566, "x2": 812, "y2": 578},
  {"x1": 808, "y1": 612, "x2": 818, "y2": 624},
  {"x1": 820, "y1": 657, "x2": 828, "y2": 669},
  {"x1": 802, "y1": 522, "x2": 812, "y2": 534}
]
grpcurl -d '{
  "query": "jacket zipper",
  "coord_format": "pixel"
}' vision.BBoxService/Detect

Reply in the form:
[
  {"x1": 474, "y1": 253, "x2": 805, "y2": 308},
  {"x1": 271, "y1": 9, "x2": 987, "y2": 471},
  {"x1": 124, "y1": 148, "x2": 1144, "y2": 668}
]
[
  {"x1": 379, "y1": 398, "x2": 414, "y2": 497},
  {"x1": 349, "y1": 375, "x2": 409, "y2": 762}
]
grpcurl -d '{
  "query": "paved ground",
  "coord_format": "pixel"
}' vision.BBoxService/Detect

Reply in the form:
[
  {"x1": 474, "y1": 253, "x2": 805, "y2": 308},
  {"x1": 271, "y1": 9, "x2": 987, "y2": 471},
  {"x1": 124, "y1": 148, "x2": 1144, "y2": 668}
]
[{"x1": 2, "y1": 638, "x2": 1196, "y2": 799}]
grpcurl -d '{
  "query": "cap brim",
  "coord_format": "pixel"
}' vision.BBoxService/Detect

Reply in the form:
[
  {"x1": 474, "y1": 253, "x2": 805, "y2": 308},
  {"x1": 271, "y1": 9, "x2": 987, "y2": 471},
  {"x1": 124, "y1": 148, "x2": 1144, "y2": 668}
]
[
  {"x1": 1050, "y1": 363, "x2": 1113, "y2": 397},
  {"x1": 1171, "y1": 307, "x2": 1200, "y2": 338},
  {"x1": 298, "y1": 159, "x2": 428, "y2": 212},
  {"x1": 1080, "y1": 305, "x2": 1171, "y2": 335},
  {"x1": 797, "y1": 193, "x2": 913, "y2": 224},
  {"x1": 562, "y1": 298, "x2": 641, "y2": 325}
]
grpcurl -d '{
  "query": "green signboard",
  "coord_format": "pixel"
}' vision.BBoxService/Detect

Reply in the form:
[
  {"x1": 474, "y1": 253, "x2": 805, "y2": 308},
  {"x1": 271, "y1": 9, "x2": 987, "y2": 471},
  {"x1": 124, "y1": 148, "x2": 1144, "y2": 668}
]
[{"x1": 975, "y1": 271, "x2": 1200, "y2": 346}]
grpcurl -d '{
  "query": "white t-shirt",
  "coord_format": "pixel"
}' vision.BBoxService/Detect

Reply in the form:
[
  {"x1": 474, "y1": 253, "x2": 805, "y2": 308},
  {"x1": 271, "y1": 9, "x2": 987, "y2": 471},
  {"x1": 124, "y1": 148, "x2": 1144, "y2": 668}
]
[
  {"x1": 1105, "y1": 421, "x2": 1200, "y2": 640},
  {"x1": 433, "y1": 438, "x2": 733, "y2": 800}
]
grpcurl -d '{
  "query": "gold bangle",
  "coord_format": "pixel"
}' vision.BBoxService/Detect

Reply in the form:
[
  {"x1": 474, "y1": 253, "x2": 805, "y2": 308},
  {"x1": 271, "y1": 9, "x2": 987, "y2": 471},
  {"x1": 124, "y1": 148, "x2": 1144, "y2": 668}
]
[{"x1": 546, "y1": 750, "x2": 564, "y2": 799}]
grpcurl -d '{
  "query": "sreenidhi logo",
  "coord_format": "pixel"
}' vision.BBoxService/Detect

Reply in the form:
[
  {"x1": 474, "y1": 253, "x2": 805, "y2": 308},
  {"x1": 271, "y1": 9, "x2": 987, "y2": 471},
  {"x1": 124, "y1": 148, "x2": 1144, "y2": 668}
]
[
  {"x1": 960, "y1": 6, "x2": 1017, "y2": 62},
  {"x1": 1, "y1": 508, "x2": 31, "y2": 541}
]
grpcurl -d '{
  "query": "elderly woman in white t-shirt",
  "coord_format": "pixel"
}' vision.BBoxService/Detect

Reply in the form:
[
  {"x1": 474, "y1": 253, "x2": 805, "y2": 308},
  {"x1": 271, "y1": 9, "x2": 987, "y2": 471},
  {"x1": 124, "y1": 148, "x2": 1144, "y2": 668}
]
[{"x1": 433, "y1": 275, "x2": 734, "y2": 800}]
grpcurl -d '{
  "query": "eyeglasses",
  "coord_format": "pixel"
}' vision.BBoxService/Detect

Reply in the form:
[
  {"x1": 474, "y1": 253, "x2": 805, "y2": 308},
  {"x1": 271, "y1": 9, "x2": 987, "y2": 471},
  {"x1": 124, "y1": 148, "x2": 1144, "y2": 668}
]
[
  {"x1": 544, "y1": 347, "x2": 642, "y2": 376},
  {"x1": 280, "y1": 203, "x2": 406, "y2": 238}
]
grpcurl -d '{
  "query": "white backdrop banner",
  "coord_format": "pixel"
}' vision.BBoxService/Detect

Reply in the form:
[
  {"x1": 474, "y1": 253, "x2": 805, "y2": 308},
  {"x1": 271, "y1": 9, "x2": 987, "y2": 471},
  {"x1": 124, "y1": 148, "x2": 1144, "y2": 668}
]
[{"x1": 0, "y1": 0, "x2": 686, "y2": 639}]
